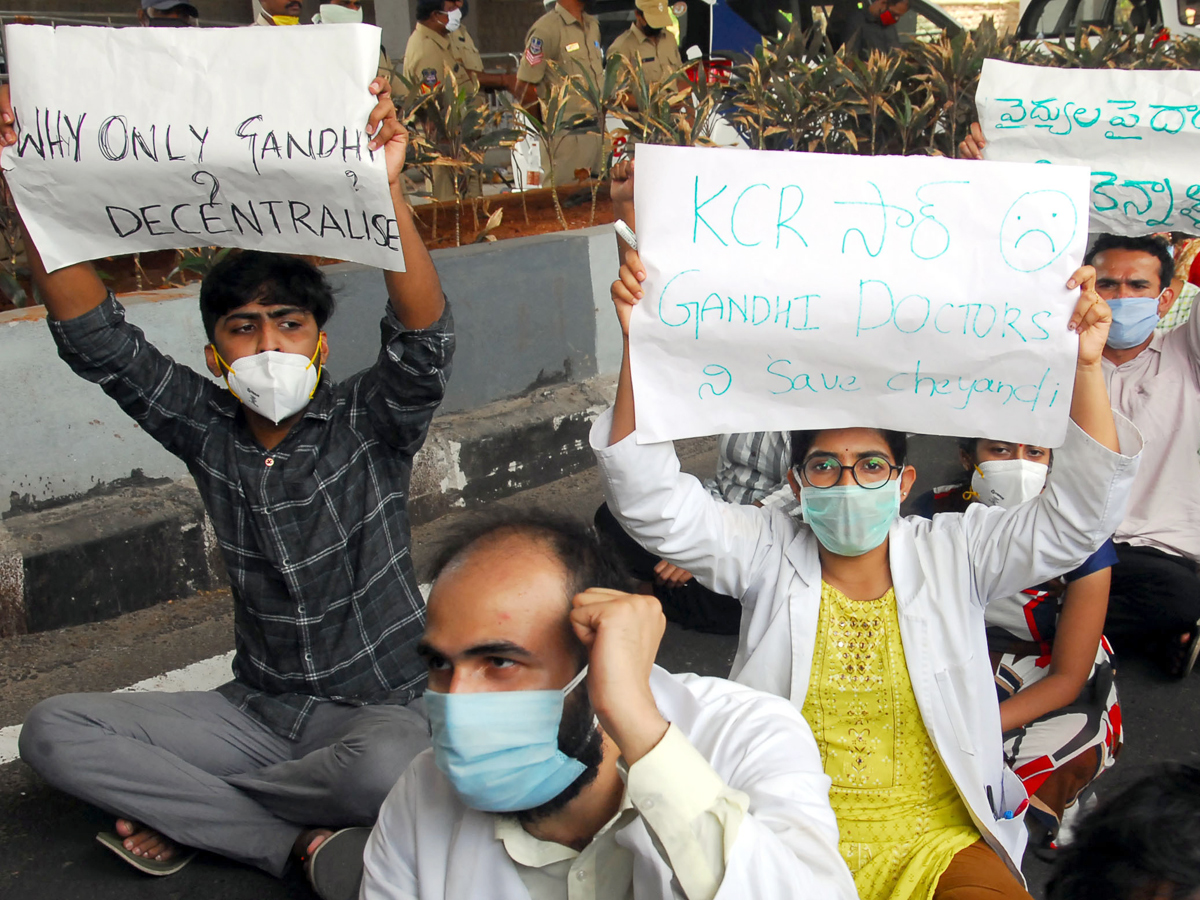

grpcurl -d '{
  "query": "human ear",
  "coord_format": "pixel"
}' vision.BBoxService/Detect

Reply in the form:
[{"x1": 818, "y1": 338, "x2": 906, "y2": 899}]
[
  {"x1": 1159, "y1": 284, "x2": 1177, "y2": 318},
  {"x1": 900, "y1": 465, "x2": 918, "y2": 501},
  {"x1": 204, "y1": 343, "x2": 223, "y2": 379},
  {"x1": 318, "y1": 332, "x2": 330, "y2": 366},
  {"x1": 786, "y1": 467, "x2": 803, "y2": 501}
]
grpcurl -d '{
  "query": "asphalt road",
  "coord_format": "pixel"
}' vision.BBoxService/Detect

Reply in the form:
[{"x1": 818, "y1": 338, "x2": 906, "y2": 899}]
[{"x1": 1, "y1": 436, "x2": 1197, "y2": 900}]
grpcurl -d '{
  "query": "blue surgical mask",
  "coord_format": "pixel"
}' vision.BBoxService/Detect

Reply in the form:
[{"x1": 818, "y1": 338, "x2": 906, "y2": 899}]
[
  {"x1": 801, "y1": 480, "x2": 900, "y2": 557},
  {"x1": 426, "y1": 666, "x2": 591, "y2": 812},
  {"x1": 1107, "y1": 294, "x2": 1163, "y2": 350}
]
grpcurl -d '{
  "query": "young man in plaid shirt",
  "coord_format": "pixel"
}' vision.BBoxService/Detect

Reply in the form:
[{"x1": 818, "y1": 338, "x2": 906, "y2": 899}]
[{"x1": 11, "y1": 79, "x2": 452, "y2": 889}]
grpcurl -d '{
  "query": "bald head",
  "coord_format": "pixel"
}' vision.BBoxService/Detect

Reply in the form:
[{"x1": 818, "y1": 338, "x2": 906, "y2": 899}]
[{"x1": 419, "y1": 511, "x2": 627, "y2": 694}]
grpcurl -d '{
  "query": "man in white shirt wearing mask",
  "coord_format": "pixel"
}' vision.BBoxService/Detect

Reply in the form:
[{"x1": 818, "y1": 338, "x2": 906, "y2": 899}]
[
  {"x1": 1083, "y1": 234, "x2": 1200, "y2": 678},
  {"x1": 361, "y1": 510, "x2": 856, "y2": 900},
  {"x1": 10, "y1": 84, "x2": 453, "y2": 899}
]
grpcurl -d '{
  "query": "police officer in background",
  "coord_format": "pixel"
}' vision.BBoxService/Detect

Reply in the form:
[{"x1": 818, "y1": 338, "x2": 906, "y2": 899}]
[
  {"x1": 444, "y1": 1, "x2": 513, "y2": 95},
  {"x1": 403, "y1": 0, "x2": 478, "y2": 201},
  {"x1": 514, "y1": 0, "x2": 604, "y2": 181},
  {"x1": 606, "y1": 0, "x2": 682, "y2": 91}
]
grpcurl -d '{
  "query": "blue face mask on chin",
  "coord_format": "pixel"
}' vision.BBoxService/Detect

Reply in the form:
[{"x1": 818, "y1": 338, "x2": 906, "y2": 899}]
[
  {"x1": 425, "y1": 666, "x2": 592, "y2": 813},
  {"x1": 1106, "y1": 294, "x2": 1163, "y2": 350},
  {"x1": 801, "y1": 479, "x2": 901, "y2": 557}
]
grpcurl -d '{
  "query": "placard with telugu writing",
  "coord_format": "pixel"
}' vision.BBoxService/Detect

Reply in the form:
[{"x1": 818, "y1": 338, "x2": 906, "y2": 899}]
[
  {"x1": 977, "y1": 59, "x2": 1200, "y2": 236},
  {"x1": 629, "y1": 144, "x2": 1089, "y2": 447},
  {"x1": 1, "y1": 23, "x2": 403, "y2": 273}
]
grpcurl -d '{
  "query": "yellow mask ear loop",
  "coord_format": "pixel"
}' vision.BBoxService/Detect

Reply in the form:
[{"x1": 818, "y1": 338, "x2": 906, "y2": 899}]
[
  {"x1": 211, "y1": 347, "x2": 243, "y2": 402},
  {"x1": 212, "y1": 346, "x2": 234, "y2": 376},
  {"x1": 308, "y1": 338, "x2": 324, "y2": 400},
  {"x1": 962, "y1": 464, "x2": 983, "y2": 502}
]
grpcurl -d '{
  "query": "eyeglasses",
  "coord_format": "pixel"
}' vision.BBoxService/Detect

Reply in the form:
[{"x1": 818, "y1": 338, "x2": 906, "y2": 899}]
[{"x1": 797, "y1": 456, "x2": 902, "y2": 490}]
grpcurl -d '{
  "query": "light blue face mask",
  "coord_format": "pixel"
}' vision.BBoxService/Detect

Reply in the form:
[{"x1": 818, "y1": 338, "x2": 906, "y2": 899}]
[
  {"x1": 1106, "y1": 294, "x2": 1163, "y2": 350},
  {"x1": 425, "y1": 666, "x2": 591, "y2": 813},
  {"x1": 801, "y1": 480, "x2": 900, "y2": 557}
]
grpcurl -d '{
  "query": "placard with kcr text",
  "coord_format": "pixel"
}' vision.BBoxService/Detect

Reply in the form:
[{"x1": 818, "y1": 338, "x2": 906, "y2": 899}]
[{"x1": 630, "y1": 143, "x2": 1089, "y2": 447}]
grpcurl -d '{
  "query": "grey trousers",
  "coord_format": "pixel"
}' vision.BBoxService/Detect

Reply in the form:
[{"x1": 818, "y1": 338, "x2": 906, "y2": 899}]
[{"x1": 18, "y1": 689, "x2": 430, "y2": 876}]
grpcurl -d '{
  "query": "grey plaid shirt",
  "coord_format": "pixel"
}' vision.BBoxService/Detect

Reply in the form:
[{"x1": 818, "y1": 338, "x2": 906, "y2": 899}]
[
  {"x1": 704, "y1": 431, "x2": 796, "y2": 512},
  {"x1": 51, "y1": 294, "x2": 455, "y2": 739}
]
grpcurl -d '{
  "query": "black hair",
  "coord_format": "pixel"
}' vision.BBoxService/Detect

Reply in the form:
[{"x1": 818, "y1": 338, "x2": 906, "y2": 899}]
[
  {"x1": 199, "y1": 251, "x2": 336, "y2": 342},
  {"x1": 1048, "y1": 764, "x2": 1200, "y2": 900},
  {"x1": 427, "y1": 507, "x2": 634, "y2": 604},
  {"x1": 415, "y1": 0, "x2": 447, "y2": 21},
  {"x1": 1084, "y1": 233, "x2": 1175, "y2": 293},
  {"x1": 790, "y1": 428, "x2": 908, "y2": 469}
]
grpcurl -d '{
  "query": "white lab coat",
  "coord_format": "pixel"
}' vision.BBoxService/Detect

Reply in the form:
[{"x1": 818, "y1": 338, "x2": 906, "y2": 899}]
[
  {"x1": 591, "y1": 411, "x2": 1142, "y2": 881},
  {"x1": 360, "y1": 667, "x2": 858, "y2": 900}
]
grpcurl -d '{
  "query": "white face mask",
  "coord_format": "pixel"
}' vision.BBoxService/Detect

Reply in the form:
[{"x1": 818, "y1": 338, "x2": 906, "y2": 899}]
[
  {"x1": 316, "y1": 4, "x2": 364, "y2": 23},
  {"x1": 216, "y1": 346, "x2": 322, "y2": 425},
  {"x1": 970, "y1": 459, "x2": 1048, "y2": 509},
  {"x1": 444, "y1": 8, "x2": 463, "y2": 31}
]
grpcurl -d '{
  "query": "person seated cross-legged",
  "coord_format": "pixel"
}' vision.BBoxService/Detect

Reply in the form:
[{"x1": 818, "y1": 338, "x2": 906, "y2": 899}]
[
  {"x1": 916, "y1": 438, "x2": 1122, "y2": 853},
  {"x1": 8, "y1": 81, "x2": 453, "y2": 897},
  {"x1": 595, "y1": 162, "x2": 1142, "y2": 900},
  {"x1": 361, "y1": 510, "x2": 858, "y2": 900}
]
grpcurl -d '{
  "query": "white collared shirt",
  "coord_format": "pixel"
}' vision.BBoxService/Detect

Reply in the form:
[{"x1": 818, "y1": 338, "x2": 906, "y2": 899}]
[
  {"x1": 494, "y1": 725, "x2": 743, "y2": 900},
  {"x1": 1103, "y1": 301, "x2": 1200, "y2": 560},
  {"x1": 360, "y1": 669, "x2": 856, "y2": 900}
]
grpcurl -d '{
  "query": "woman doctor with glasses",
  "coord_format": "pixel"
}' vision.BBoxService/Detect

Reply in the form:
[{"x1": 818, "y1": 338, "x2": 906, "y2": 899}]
[{"x1": 589, "y1": 163, "x2": 1143, "y2": 900}]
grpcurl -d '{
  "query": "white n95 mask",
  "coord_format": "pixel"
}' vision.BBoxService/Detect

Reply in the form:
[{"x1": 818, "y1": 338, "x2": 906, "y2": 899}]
[
  {"x1": 444, "y1": 8, "x2": 463, "y2": 31},
  {"x1": 316, "y1": 4, "x2": 364, "y2": 24},
  {"x1": 215, "y1": 346, "x2": 321, "y2": 425},
  {"x1": 970, "y1": 459, "x2": 1048, "y2": 509}
]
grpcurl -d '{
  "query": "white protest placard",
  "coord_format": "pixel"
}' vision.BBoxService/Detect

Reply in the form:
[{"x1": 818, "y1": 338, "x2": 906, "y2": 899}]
[
  {"x1": 977, "y1": 59, "x2": 1200, "y2": 237},
  {"x1": 1, "y1": 24, "x2": 403, "y2": 273},
  {"x1": 630, "y1": 144, "x2": 1090, "y2": 446}
]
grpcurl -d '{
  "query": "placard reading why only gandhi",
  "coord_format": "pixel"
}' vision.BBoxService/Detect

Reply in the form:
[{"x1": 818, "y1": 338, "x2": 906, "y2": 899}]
[
  {"x1": 630, "y1": 144, "x2": 1090, "y2": 447},
  {"x1": 1, "y1": 23, "x2": 403, "y2": 273}
]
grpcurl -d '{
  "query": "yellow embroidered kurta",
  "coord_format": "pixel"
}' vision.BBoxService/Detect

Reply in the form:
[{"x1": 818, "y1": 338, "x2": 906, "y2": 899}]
[{"x1": 802, "y1": 583, "x2": 980, "y2": 900}]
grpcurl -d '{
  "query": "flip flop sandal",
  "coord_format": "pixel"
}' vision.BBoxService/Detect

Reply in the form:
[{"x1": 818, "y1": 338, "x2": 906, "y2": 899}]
[
  {"x1": 306, "y1": 827, "x2": 372, "y2": 900},
  {"x1": 95, "y1": 831, "x2": 196, "y2": 876},
  {"x1": 1168, "y1": 619, "x2": 1200, "y2": 679}
]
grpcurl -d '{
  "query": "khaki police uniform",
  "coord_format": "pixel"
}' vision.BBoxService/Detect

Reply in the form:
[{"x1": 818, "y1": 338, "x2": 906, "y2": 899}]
[
  {"x1": 403, "y1": 22, "x2": 480, "y2": 201},
  {"x1": 607, "y1": 22, "x2": 683, "y2": 87},
  {"x1": 516, "y1": 4, "x2": 604, "y2": 179},
  {"x1": 449, "y1": 26, "x2": 485, "y2": 76}
]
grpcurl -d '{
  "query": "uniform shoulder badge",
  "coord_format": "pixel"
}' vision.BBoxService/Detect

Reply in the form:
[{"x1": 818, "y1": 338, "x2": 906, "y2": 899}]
[
  {"x1": 421, "y1": 68, "x2": 440, "y2": 92},
  {"x1": 525, "y1": 36, "x2": 544, "y2": 67}
]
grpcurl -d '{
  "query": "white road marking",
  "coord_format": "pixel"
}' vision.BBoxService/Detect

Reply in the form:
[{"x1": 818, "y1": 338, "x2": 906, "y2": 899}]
[
  {"x1": 1, "y1": 584, "x2": 433, "y2": 766},
  {"x1": 0, "y1": 651, "x2": 237, "y2": 766}
]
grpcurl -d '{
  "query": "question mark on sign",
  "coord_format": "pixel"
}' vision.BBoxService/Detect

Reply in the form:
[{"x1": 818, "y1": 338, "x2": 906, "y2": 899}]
[
  {"x1": 192, "y1": 170, "x2": 221, "y2": 204},
  {"x1": 346, "y1": 170, "x2": 359, "y2": 192}
]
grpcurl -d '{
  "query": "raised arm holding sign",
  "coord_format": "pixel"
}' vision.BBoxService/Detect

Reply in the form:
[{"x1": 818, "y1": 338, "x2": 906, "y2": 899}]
[
  {"x1": 592, "y1": 153, "x2": 1141, "y2": 900},
  {"x1": 8, "y1": 28, "x2": 455, "y2": 895}
]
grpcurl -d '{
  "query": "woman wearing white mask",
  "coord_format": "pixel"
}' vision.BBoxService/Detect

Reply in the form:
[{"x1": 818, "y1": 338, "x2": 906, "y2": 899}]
[
  {"x1": 915, "y1": 439, "x2": 1120, "y2": 856},
  {"x1": 590, "y1": 163, "x2": 1142, "y2": 900}
]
